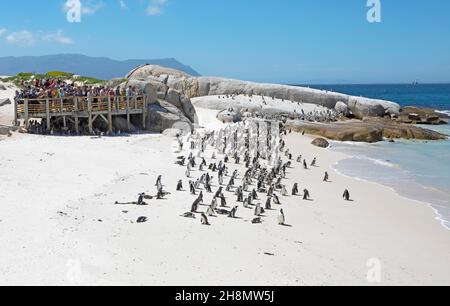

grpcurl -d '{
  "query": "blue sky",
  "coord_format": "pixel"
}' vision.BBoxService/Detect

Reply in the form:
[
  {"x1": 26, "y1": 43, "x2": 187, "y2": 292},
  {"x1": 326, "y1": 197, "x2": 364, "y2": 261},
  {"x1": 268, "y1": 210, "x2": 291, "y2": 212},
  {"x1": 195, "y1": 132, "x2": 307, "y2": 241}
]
[{"x1": 0, "y1": 0, "x2": 450, "y2": 84}]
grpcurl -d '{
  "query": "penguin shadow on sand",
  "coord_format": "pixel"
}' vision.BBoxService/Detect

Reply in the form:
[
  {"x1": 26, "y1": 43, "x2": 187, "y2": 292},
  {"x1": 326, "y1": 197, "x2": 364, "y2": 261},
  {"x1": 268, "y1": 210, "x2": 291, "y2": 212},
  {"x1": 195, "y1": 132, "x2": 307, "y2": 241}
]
[{"x1": 280, "y1": 223, "x2": 293, "y2": 228}]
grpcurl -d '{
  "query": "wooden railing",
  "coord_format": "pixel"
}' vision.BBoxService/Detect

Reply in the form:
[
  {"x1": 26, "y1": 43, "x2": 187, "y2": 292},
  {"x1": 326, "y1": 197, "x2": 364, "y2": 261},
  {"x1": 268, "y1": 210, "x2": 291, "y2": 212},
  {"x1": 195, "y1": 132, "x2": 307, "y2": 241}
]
[{"x1": 16, "y1": 95, "x2": 148, "y2": 115}]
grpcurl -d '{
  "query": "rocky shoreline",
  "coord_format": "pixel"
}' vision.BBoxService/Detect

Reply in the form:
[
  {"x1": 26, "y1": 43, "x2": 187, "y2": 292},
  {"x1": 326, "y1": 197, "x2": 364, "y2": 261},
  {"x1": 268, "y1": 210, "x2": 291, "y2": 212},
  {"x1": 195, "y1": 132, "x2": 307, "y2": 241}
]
[{"x1": 286, "y1": 117, "x2": 448, "y2": 143}]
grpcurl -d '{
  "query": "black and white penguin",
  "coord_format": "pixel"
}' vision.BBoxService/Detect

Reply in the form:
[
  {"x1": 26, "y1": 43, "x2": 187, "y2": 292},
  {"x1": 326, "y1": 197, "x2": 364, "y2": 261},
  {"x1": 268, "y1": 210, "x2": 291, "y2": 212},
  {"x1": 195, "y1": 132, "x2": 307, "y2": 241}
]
[{"x1": 278, "y1": 209, "x2": 285, "y2": 225}]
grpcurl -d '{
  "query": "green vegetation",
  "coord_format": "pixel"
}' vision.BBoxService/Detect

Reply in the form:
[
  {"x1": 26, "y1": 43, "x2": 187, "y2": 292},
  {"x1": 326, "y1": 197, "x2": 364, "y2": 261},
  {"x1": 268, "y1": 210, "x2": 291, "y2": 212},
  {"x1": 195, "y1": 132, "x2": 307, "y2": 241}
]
[{"x1": 3, "y1": 71, "x2": 106, "y2": 86}]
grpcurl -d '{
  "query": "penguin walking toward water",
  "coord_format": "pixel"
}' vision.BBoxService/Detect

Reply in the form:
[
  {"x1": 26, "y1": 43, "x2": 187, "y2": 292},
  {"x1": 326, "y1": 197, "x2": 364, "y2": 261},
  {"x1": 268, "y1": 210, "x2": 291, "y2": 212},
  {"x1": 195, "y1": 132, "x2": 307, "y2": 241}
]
[
  {"x1": 201, "y1": 213, "x2": 210, "y2": 225},
  {"x1": 323, "y1": 172, "x2": 329, "y2": 182},
  {"x1": 311, "y1": 158, "x2": 317, "y2": 167},
  {"x1": 278, "y1": 209, "x2": 286, "y2": 225}
]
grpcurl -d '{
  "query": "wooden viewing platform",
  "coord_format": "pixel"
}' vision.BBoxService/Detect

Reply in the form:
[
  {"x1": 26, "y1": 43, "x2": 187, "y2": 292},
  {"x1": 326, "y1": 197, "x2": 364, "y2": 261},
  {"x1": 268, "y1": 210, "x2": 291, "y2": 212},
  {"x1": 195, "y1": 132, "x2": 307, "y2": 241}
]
[{"x1": 15, "y1": 95, "x2": 153, "y2": 134}]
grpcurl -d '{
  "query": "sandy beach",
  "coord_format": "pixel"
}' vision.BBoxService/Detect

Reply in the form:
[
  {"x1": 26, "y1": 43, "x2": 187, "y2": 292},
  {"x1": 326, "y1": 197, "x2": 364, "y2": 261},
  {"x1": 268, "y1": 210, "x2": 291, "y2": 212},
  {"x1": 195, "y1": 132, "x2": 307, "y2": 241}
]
[{"x1": 0, "y1": 103, "x2": 449, "y2": 286}]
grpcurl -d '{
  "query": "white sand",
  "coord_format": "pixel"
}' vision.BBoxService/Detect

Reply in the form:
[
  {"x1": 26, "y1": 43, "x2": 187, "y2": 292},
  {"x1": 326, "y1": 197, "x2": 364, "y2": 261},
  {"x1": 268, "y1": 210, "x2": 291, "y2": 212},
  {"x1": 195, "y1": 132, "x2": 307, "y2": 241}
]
[{"x1": 0, "y1": 100, "x2": 449, "y2": 285}]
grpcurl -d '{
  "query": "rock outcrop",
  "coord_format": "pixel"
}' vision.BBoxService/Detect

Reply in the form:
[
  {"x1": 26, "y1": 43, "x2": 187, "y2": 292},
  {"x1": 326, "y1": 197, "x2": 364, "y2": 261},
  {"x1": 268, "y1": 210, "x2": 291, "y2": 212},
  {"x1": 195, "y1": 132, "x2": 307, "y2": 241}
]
[
  {"x1": 335, "y1": 101, "x2": 349, "y2": 115},
  {"x1": 311, "y1": 138, "x2": 330, "y2": 148},
  {"x1": 217, "y1": 108, "x2": 241, "y2": 123},
  {"x1": 146, "y1": 101, "x2": 193, "y2": 133},
  {"x1": 0, "y1": 83, "x2": 6, "y2": 91},
  {"x1": 286, "y1": 118, "x2": 448, "y2": 143},
  {"x1": 125, "y1": 65, "x2": 401, "y2": 120},
  {"x1": 112, "y1": 117, "x2": 137, "y2": 132},
  {"x1": 398, "y1": 106, "x2": 449, "y2": 125}
]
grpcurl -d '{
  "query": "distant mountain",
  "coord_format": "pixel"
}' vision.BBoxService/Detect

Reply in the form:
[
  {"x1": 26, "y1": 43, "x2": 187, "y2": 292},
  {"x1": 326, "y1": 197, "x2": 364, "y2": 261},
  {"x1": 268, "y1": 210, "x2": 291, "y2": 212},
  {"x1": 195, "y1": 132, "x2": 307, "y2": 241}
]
[{"x1": 0, "y1": 54, "x2": 200, "y2": 79}]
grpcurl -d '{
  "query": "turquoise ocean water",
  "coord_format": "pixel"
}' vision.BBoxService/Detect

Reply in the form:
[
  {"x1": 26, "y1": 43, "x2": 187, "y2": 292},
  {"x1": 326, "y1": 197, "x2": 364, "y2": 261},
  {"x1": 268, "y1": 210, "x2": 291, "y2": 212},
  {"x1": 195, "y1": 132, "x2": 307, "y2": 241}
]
[{"x1": 304, "y1": 84, "x2": 450, "y2": 229}]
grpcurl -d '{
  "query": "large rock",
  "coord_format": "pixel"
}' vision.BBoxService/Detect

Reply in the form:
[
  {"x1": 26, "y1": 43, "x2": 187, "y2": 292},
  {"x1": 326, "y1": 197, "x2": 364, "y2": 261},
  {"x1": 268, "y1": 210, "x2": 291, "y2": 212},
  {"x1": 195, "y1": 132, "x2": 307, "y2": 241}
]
[
  {"x1": 123, "y1": 79, "x2": 157, "y2": 103},
  {"x1": 398, "y1": 106, "x2": 449, "y2": 125},
  {"x1": 0, "y1": 84, "x2": 6, "y2": 91},
  {"x1": 112, "y1": 117, "x2": 137, "y2": 132},
  {"x1": 311, "y1": 138, "x2": 330, "y2": 148},
  {"x1": 347, "y1": 97, "x2": 387, "y2": 119},
  {"x1": 127, "y1": 64, "x2": 193, "y2": 80},
  {"x1": 335, "y1": 101, "x2": 349, "y2": 115},
  {"x1": 286, "y1": 117, "x2": 447, "y2": 143},
  {"x1": 125, "y1": 65, "x2": 401, "y2": 119},
  {"x1": 217, "y1": 108, "x2": 241, "y2": 123},
  {"x1": 147, "y1": 101, "x2": 193, "y2": 133},
  {"x1": 166, "y1": 88, "x2": 182, "y2": 108}
]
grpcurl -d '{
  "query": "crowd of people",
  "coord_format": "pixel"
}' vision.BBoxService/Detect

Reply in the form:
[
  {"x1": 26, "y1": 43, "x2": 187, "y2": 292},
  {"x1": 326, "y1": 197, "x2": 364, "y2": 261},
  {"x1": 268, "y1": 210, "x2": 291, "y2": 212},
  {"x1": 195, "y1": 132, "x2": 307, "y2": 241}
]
[{"x1": 15, "y1": 78, "x2": 143, "y2": 100}]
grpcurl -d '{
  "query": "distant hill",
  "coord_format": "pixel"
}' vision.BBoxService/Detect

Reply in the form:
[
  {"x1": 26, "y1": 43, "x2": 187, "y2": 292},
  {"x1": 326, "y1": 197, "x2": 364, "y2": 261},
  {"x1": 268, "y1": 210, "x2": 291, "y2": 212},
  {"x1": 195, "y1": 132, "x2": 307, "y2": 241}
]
[{"x1": 0, "y1": 54, "x2": 200, "y2": 80}]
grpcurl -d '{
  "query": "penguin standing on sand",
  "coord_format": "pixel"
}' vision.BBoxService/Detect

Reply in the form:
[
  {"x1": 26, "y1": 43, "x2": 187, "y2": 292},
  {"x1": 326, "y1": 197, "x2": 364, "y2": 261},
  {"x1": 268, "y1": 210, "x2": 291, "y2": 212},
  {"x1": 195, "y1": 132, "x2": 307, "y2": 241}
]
[
  {"x1": 189, "y1": 181, "x2": 196, "y2": 195},
  {"x1": 281, "y1": 185, "x2": 288, "y2": 196},
  {"x1": 278, "y1": 209, "x2": 286, "y2": 225},
  {"x1": 343, "y1": 189, "x2": 351, "y2": 201},
  {"x1": 155, "y1": 175, "x2": 162, "y2": 187},
  {"x1": 255, "y1": 203, "x2": 263, "y2": 216},
  {"x1": 176, "y1": 180, "x2": 183, "y2": 191},
  {"x1": 323, "y1": 172, "x2": 329, "y2": 182},
  {"x1": 265, "y1": 197, "x2": 272, "y2": 210},
  {"x1": 220, "y1": 194, "x2": 227, "y2": 207},
  {"x1": 191, "y1": 199, "x2": 200, "y2": 213},
  {"x1": 201, "y1": 213, "x2": 210, "y2": 225},
  {"x1": 292, "y1": 183, "x2": 299, "y2": 196},
  {"x1": 252, "y1": 189, "x2": 258, "y2": 200},
  {"x1": 303, "y1": 189, "x2": 310, "y2": 201},
  {"x1": 303, "y1": 160, "x2": 308, "y2": 170},
  {"x1": 228, "y1": 206, "x2": 238, "y2": 218},
  {"x1": 206, "y1": 205, "x2": 215, "y2": 217},
  {"x1": 137, "y1": 193, "x2": 146, "y2": 205},
  {"x1": 197, "y1": 191, "x2": 204, "y2": 204},
  {"x1": 211, "y1": 197, "x2": 218, "y2": 210},
  {"x1": 311, "y1": 158, "x2": 317, "y2": 167}
]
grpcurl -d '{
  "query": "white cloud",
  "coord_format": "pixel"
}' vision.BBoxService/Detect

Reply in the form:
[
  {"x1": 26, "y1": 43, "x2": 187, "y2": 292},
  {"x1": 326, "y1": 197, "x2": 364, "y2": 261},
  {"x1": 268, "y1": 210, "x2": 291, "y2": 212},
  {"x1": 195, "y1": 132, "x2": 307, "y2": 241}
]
[
  {"x1": 119, "y1": 0, "x2": 127, "y2": 9},
  {"x1": 3, "y1": 29, "x2": 74, "y2": 47},
  {"x1": 0, "y1": 29, "x2": 6, "y2": 36},
  {"x1": 42, "y1": 30, "x2": 74, "y2": 45},
  {"x1": 5, "y1": 30, "x2": 36, "y2": 47},
  {"x1": 146, "y1": 0, "x2": 168, "y2": 16}
]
